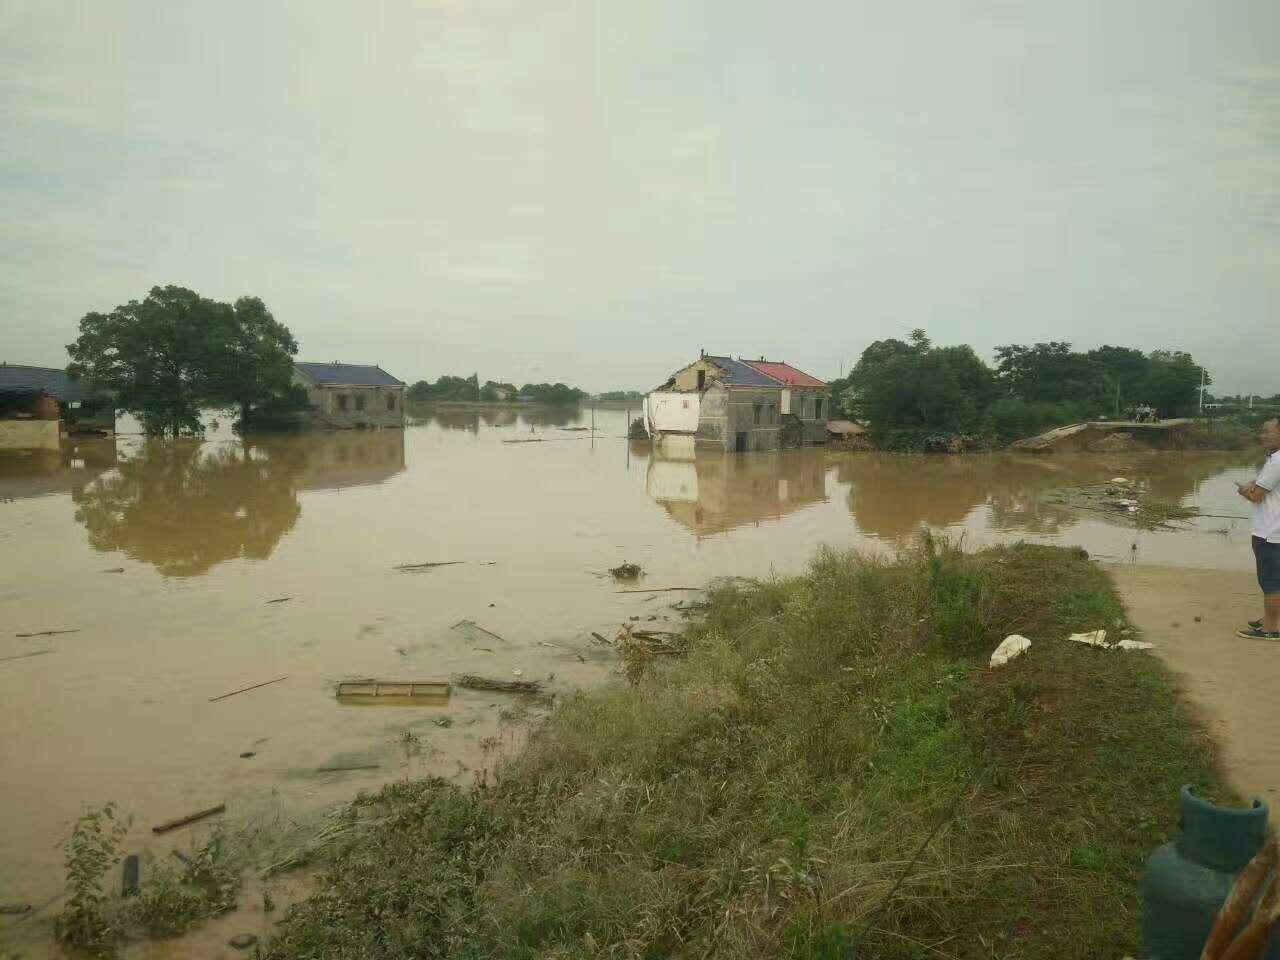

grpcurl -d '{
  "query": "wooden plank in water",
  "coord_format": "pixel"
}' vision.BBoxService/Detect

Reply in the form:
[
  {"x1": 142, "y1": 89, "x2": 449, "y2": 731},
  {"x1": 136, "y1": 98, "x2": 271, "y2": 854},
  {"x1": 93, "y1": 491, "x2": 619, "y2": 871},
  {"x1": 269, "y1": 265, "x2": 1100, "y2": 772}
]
[{"x1": 336, "y1": 679, "x2": 451, "y2": 704}]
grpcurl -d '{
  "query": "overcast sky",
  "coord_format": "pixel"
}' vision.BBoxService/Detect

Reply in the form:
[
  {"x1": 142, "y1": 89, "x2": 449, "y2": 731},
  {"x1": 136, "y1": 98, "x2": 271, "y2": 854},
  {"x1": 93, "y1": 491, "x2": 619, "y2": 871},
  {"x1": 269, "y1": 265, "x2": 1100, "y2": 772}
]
[{"x1": 2, "y1": 1, "x2": 1276, "y2": 393}]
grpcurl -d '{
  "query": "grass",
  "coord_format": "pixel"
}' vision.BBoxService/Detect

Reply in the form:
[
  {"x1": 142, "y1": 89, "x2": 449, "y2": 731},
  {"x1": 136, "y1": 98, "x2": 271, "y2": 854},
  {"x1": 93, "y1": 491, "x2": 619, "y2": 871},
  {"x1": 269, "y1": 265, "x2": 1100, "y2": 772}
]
[
  {"x1": 68, "y1": 540, "x2": 1228, "y2": 958},
  {"x1": 253, "y1": 539, "x2": 1230, "y2": 959}
]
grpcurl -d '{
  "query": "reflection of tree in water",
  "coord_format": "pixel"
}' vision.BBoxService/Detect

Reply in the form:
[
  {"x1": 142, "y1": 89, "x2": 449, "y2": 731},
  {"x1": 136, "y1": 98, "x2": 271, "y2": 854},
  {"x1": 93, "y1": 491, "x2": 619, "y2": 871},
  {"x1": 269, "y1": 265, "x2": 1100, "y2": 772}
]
[
  {"x1": 72, "y1": 441, "x2": 306, "y2": 577},
  {"x1": 412, "y1": 410, "x2": 480, "y2": 433},
  {"x1": 410, "y1": 408, "x2": 522, "y2": 432},
  {"x1": 838, "y1": 451, "x2": 1261, "y2": 541},
  {"x1": 520, "y1": 407, "x2": 583, "y2": 429},
  {"x1": 839, "y1": 456, "x2": 990, "y2": 539}
]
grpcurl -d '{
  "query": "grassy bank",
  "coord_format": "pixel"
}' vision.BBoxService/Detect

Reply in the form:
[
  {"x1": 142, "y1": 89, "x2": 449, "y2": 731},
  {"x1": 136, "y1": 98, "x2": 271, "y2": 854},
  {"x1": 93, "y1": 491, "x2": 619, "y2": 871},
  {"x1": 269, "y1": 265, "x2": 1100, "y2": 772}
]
[{"x1": 235, "y1": 540, "x2": 1226, "y2": 959}]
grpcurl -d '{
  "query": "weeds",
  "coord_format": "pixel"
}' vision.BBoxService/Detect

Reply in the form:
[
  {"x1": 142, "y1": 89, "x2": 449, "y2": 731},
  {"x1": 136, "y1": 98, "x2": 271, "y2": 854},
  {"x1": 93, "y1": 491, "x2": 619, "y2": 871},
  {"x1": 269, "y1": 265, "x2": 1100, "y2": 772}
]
[{"x1": 55, "y1": 802, "x2": 128, "y2": 955}]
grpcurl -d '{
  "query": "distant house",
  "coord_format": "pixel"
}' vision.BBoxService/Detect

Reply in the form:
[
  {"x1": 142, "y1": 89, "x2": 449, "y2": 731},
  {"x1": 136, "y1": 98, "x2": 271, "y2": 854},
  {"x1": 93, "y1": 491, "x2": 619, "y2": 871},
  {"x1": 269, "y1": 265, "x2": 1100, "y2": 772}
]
[
  {"x1": 644, "y1": 352, "x2": 828, "y2": 452},
  {"x1": 0, "y1": 363, "x2": 115, "y2": 447},
  {"x1": 293, "y1": 363, "x2": 406, "y2": 429}
]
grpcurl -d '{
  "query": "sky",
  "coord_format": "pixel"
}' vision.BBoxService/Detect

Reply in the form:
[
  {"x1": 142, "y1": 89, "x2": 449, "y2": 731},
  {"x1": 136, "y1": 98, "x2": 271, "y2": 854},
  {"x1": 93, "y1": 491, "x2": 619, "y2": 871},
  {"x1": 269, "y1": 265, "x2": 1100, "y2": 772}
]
[{"x1": 2, "y1": 0, "x2": 1277, "y2": 394}]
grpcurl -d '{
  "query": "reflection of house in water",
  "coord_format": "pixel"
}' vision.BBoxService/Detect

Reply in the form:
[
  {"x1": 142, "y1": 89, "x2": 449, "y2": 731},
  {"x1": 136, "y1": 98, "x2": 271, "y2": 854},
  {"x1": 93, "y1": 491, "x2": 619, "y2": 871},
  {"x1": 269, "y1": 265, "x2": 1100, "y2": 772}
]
[
  {"x1": 0, "y1": 438, "x2": 118, "y2": 501},
  {"x1": 646, "y1": 442, "x2": 828, "y2": 537},
  {"x1": 291, "y1": 431, "x2": 407, "y2": 492}
]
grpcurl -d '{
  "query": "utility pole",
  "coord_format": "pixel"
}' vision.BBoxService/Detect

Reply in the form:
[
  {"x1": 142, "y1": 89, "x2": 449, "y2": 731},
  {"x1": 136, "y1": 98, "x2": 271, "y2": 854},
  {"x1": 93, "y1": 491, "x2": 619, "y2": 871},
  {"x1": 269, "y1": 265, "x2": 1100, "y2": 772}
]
[{"x1": 1198, "y1": 366, "x2": 1206, "y2": 416}]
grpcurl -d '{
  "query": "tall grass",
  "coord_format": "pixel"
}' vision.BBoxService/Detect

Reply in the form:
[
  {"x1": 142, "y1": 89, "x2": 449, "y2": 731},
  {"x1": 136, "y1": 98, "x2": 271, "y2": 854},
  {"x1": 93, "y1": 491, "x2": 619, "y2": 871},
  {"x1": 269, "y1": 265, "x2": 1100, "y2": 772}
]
[{"x1": 261, "y1": 541, "x2": 1228, "y2": 959}]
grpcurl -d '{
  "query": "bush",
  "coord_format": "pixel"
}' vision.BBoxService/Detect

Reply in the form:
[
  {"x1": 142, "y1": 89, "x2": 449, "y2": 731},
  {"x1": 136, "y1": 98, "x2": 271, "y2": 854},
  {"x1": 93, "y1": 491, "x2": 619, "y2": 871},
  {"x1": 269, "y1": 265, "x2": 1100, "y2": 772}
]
[{"x1": 987, "y1": 397, "x2": 1087, "y2": 442}]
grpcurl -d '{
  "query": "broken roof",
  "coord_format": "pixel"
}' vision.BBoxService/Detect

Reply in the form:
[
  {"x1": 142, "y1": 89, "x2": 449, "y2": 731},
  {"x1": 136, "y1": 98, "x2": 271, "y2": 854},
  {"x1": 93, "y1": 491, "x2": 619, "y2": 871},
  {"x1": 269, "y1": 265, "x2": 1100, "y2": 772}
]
[
  {"x1": 700, "y1": 355, "x2": 782, "y2": 388},
  {"x1": 295, "y1": 362, "x2": 405, "y2": 387},
  {"x1": 0, "y1": 364, "x2": 106, "y2": 403},
  {"x1": 742, "y1": 359, "x2": 826, "y2": 388}
]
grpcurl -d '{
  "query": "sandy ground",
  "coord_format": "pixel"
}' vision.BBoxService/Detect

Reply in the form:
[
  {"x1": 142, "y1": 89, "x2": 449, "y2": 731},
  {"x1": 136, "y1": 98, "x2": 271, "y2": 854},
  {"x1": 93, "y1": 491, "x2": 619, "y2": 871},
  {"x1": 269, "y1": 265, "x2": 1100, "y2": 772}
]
[{"x1": 1111, "y1": 563, "x2": 1279, "y2": 809}]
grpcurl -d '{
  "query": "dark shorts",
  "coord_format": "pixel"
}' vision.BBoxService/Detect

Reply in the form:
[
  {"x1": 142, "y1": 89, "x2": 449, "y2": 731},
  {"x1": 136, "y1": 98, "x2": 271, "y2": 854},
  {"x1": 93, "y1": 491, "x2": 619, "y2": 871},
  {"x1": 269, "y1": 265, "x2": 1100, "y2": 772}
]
[{"x1": 1255, "y1": 536, "x2": 1280, "y2": 595}]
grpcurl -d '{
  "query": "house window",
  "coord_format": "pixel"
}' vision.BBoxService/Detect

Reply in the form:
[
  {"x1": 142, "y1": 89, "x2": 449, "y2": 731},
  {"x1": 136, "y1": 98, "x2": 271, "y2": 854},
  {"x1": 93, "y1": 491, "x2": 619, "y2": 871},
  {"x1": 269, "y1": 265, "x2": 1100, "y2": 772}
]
[
  {"x1": 814, "y1": 398, "x2": 824, "y2": 420},
  {"x1": 355, "y1": 393, "x2": 366, "y2": 412},
  {"x1": 753, "y1": 403, "x2": 762, "y2": 426},
  {"x1": 336, "y1": 394, "x2": 349, "y2": 412},
  {"x1": 697, "y1": 370, "x2": 706, "y2": 391},
  {"x1": 386, "y1": 393, "x2": 396, "y2": 412}
]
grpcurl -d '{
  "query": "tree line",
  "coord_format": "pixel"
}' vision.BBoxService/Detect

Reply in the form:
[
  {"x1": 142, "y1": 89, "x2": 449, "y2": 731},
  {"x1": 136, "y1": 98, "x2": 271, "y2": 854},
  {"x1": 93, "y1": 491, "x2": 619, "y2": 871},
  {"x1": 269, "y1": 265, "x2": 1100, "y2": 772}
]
[
  {"x1": 66, "y1": 285, "x2": 306, "y2": 437},
  {"x1": 829, "y1": 331, "x2": 1210, "y2": 450},
  {"x1": 406, "y1": 375, "x2": 587, "y2": 406}
]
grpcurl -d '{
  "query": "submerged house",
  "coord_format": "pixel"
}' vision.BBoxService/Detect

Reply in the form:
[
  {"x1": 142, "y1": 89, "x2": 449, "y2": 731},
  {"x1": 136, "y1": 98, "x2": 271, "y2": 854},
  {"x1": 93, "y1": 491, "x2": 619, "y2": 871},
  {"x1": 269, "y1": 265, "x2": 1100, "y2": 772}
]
[
  {"x1": 293, "y1": 363, "x2": 406, "y2": 429},
  {"x1": 645, "y1": 353, "x2": 828, "y2": 452},
  {"x1": 0, "y1": 364, "x2": 116, "y2": 447}
]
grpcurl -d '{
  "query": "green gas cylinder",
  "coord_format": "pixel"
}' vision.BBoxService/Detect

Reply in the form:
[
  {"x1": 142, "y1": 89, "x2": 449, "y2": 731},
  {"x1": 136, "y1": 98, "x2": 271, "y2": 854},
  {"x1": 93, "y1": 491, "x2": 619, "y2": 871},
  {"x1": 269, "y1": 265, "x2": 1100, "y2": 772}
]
[{"x1": 1142, "y1": 785, "x2": 1276, "y2": 959}]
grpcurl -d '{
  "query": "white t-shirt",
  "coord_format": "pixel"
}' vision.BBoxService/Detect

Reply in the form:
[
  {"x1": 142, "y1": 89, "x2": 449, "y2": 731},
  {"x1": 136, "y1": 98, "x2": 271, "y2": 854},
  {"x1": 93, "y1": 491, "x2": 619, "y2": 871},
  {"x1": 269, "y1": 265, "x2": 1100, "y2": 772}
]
[{"x1": 1254, "y1": 450, "x2": 1280, "y2": 543}]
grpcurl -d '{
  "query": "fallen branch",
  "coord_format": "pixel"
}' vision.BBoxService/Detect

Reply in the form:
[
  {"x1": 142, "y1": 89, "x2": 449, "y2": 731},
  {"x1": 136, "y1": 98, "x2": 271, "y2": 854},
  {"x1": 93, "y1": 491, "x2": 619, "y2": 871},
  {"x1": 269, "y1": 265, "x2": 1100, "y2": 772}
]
[
  {"x1": 396, "y1": 561, "x2": 465, "y2": 571},
  {"x1": 153, "y1": 804, "x2": 226, "y2": 835},
  {"x1": 266, "y1": 597, "x2": 292, "y2": 604},
  {"x1": 455, "y1": 674, "x2": 543, "y2": 694},
  {"x1": 14, "y1": 629, "x2": 79, "y2": 638},
  {"x1": 0, "y1": 650, "x2": 53, "y2": 664},
  {"x1": 616, "y1": 586, "x2": 701, "y2": 594},
  {"x1": 209, "y1": 675, "x2": 288, "y2": 703}
]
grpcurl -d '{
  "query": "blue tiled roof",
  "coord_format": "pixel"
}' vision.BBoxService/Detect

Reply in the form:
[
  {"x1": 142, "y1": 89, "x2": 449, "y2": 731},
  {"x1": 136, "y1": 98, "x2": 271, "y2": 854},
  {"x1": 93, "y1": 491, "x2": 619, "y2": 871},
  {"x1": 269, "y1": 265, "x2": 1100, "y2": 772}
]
[
  {"x1": 295, "y1": 362, "x2": 405, "y2": 387},
  {"x1": 0, "y1": 364, "x2": 104, "y2": 402},
  {"x1": 703, "y1": 355, "x2": 781, "y2": 388}
]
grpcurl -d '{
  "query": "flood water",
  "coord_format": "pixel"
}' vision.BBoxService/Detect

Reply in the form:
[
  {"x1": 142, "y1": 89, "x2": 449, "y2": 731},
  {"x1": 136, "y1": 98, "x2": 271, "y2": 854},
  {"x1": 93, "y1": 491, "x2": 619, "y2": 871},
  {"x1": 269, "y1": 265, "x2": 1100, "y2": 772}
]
[{"x1": 0, "y1": 406, "x2": 1263, "y2": 952}]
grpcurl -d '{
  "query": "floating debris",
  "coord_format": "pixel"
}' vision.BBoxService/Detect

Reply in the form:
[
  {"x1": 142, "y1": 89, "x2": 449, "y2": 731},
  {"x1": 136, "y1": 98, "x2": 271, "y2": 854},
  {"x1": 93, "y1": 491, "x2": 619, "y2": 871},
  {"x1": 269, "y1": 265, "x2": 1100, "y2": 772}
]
[
  {"x1": 152, "y1": 803, "x2": 226, "y2": 835},
  {"x1": 610, "y1": 562, "x2": 644, "y2": 580},
  {"x1": 0, "y1": 650, "x2": 53, "y2": 664},
  {"x1": 14, "y1": 628, "x2": 79, "y2": 638},
  {"x1": 451, "y1": 619, "x2": 509, "y2": 646},
  {"x1": 266, "y1": 597, "x2": 292, "y2": 604},
  {"x1": 209, "y1": 675, "x2": 288, "y2": 703},
  {"x1": 455, "y1": 674, "x2": 543, "y2": 695},
  {"x1": 336, "y1": 680, "x2": 451, "y2": 703},
  {"x1": 396, "y1": 560, "x2": 465, "y2": 572},
  {"x1": 616, "y1": 586, "x2": 700, "y2": 594}
]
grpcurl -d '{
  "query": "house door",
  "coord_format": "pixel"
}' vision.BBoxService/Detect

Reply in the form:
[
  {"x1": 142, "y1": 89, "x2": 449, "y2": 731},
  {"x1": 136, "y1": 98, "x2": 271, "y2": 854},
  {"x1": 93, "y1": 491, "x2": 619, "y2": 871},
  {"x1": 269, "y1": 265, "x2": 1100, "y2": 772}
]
[{"x1": 735, "y1": 432, "x2": 748, "y2": 453}]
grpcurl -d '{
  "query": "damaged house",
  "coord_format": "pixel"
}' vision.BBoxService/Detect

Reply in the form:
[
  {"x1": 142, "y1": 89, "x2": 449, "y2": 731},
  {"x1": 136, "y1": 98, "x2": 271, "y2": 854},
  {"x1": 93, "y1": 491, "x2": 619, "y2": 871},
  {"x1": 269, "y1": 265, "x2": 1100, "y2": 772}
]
[{"x1": 644, "y1": 353, "x2": 828, "y2": 452}]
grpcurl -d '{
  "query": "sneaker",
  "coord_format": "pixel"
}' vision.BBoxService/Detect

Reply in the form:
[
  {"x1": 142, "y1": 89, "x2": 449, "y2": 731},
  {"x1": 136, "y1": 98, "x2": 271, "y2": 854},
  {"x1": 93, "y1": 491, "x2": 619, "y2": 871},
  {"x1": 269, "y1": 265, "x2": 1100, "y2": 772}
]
[
  {"x1": 1236, "y1": 625, "x2": 1280, "y2": 640},
  {"x1": 1249, "y1": 619, "x2": 1263, "y2": 631}
]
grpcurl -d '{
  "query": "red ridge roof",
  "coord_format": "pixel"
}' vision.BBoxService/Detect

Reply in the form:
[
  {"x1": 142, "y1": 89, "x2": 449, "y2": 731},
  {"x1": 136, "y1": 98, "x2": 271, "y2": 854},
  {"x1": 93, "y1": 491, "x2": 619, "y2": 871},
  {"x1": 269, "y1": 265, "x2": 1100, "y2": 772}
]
[{"x1": 741, "y1": 359, "x2": 825, "y2": 388}]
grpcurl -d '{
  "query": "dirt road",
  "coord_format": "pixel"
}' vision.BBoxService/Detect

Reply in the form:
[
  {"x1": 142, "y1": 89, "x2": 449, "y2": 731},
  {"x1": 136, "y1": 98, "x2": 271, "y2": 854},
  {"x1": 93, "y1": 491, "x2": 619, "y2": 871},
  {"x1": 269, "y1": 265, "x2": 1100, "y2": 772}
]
[{"x1": 1112, "y1": 564, "x2": 1279, "y2": 809}]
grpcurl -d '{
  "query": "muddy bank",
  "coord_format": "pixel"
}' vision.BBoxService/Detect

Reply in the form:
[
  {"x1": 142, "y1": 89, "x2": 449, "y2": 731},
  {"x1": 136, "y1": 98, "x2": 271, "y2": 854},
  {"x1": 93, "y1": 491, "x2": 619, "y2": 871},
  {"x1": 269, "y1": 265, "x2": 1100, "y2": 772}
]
[{"x1": 1112, "y1": 564, "x2": 1280, "y2": 810}]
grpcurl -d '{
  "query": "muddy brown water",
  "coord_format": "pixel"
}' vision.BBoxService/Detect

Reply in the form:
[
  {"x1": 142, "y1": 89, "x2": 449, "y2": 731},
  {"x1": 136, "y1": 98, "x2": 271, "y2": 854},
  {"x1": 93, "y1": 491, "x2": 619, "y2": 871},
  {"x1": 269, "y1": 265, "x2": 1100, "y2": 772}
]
[{"x1": 0, "y1": 407, "x2": 1264, "y2": 954}]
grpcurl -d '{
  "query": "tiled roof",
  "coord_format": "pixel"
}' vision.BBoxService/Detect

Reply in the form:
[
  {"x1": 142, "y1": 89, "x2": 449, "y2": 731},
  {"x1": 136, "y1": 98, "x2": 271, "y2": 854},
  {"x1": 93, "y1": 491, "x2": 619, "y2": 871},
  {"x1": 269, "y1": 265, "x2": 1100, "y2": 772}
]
[
  {"x1": 702, "y1": 355, "x2": 782, "y2": 388},
  {"x1": 295, "y1": 362, "x2": 405, "y2": 387},
  {"x1": 742, "y1": 359, "x2": 826, "y2": 388},
  {"x1": 0, "y1": 364, "x2": 105, "y2": 402}
]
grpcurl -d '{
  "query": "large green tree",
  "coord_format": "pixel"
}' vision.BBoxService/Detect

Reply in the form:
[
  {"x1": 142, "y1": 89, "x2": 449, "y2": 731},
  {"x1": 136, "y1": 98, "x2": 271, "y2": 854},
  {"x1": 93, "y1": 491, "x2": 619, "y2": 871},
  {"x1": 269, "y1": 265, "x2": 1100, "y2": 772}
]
[
  {"x1": 66, "y1": 286, "x2": 302, "y2": 436},
  {"x1": 858, "y1": 336, "x2": 996, "y2": 447},
  {"x1": 1142, "y1": 350, "x2": 1208, "y2": 417},
  {"x1": 207, "y1": 296, "x2": 304, "y2": 427}
]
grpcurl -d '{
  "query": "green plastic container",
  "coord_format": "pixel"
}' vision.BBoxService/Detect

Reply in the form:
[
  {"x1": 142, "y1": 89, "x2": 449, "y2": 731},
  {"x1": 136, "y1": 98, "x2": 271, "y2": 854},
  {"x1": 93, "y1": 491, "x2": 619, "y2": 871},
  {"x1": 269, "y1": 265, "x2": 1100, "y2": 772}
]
[{"x1": 1143, "y1": 785, "x2": 1277, "y2": 959}]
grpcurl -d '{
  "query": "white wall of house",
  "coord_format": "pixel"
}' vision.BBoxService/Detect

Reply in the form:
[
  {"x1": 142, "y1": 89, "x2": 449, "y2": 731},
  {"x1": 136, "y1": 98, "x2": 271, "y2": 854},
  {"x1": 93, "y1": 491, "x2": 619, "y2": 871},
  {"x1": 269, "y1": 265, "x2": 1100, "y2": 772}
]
[{"x1": 645, "y1": 391, "x2": 701, "y2": 434}]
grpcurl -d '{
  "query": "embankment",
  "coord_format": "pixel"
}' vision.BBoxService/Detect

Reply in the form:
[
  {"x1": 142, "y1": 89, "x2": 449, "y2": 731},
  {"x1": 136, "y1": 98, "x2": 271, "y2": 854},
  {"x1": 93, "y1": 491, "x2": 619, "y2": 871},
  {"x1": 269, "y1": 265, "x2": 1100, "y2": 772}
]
[{"x1": 252, "y1": 542, "x2": 1229, "y2": 959}]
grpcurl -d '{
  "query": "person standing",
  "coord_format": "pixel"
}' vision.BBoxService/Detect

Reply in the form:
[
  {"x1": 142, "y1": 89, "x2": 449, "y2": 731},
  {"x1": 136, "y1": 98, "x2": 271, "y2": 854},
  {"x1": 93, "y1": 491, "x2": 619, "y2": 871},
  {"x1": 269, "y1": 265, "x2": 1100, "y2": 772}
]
[{"x1": 1237, "y1": 417, "x2": 1280, "y2": 639}]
